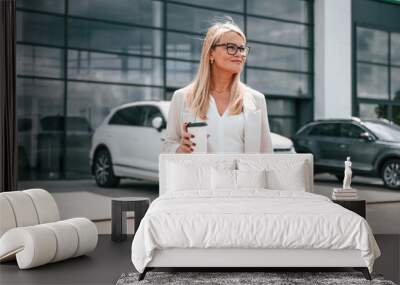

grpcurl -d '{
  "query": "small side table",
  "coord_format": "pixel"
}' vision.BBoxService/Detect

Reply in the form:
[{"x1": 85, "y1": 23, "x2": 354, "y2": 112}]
[
  {"x1": 111, "y1": 197, "x2": 150, "y2": 242},
  {"x1": 333, "y1": 199, "x2": 366, "y2": 218}
]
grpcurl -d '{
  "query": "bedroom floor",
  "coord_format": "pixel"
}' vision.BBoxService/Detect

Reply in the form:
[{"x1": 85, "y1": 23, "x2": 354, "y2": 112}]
[{"x1": 0, "y1": 235, "x2": 398, "y2": 285}]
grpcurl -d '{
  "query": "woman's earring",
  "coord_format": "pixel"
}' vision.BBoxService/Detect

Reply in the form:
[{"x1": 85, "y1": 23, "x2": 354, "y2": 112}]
[{"x1": 210, "y1": 58, "x2": 214, "y2": 64}]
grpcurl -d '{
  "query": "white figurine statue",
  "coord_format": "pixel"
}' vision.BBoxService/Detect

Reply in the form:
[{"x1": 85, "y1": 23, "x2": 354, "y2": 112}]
[{"x1": 343, "y1": 156, "x2": 352, "y2": 189}]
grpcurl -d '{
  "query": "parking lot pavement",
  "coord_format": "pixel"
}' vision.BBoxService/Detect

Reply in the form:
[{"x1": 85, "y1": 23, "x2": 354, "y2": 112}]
[
  {"x1": 19, "y1": 176, "x2": 400, "y2": 234},
  {"x1": 19, "y1": 173, "x2": 400, "y2": 204}
]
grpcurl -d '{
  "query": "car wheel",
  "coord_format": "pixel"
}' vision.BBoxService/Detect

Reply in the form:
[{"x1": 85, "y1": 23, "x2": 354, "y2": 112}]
[
  {"x1": 381, "y1": 159, "x2": 400, "y2": 190},
  {"x1": 94, "y1": 148, "x2": 120, "y2": 187}
]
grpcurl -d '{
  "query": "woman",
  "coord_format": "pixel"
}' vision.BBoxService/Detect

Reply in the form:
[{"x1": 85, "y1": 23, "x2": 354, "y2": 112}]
[{"x1": 162, "y1": 19, "x2": 273, "y2": 154}]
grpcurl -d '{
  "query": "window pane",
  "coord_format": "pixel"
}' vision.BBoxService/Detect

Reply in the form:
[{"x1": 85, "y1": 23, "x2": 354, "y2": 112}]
[
  {"x1": 17, "y1": 45, "x2": 64, "y2": 78},
  {"x1": 309, "y1": 124, "x2": 340, "y2": 137},
  {"x1": 17, "y1": 0, "x2": 65, "y2": 13},
  {"x1": 109, "y1": 107, "x2": 145, "y2": 126},
  {"x1": 172, "y1": 0, "x2": 244, "y2": 12},
  {"x1": 247, "y1": 0, "x2": 308, "y2": 23},
  {"x1": 357, "y1": 27, "x2": 388, "y2": 64},
  {"x1": 167, "y1": 4, "x2": 244, "y2": 33},
  {"x1": 391, "y1": 33, "x2": 400, "y2": 66},
  {"x1": 67, "y1": 82, "x2": 163, "y2": 130},
  {"x1": 166, "y1": 60, "x2": 198, "y2": 87},
  {"x1": 357, "y1": 63, "x2": 388, "y2": 99},
  {"x1": 69, "y1": 0, "x2": 163, "y2": 27},
  {"x1": 69, "y1": 19, "x2": 163, "y2": 57},
  {"x1": 247, "y1": 68, "x2": 308, "y2": 96},
  {"x1": 17, "y1": 11, "x2": 64, "y2": 46},
  {"x1": 391, "y1": 67, "x2": 400, "y2": 101},
  {"x1": 359, "y1": 103, "x2": 388, "y2": 120},
  {"x1": 269, "y1": 117, "x2": 296, "y2": 138},
  {"x1": 247, "y1": 16, "x2": 308, "y2": 47},
  {"x1": 167, "y1": 32, "x2": 203, "y2": 61},
  {"x1": 68, "y1": 50, "x2": 163, "y2": 86},
  {"x1": 266, "y1": 99, "x2": 295, "y2": 116},
  {"x1": 247, "y1": 43, "x2": 308, "y2": 71},
  {"x1": 17, "y1": 78, "x2": 64, "y2": 180}
]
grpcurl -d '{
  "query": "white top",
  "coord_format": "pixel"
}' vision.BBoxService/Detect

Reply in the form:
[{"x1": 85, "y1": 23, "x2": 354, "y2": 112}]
[{"x1": 206, "y1": 95, "x2": 244, "y2": 153}]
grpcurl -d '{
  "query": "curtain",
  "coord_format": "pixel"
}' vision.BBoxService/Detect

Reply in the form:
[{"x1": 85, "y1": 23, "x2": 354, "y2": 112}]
[{"x1": 0, "y1": 0, "x2": 17, "y2": 192}]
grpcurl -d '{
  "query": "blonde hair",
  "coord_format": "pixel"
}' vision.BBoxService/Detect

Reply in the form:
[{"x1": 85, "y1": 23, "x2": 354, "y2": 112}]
[{"x1": 186, "y1": 18, "x2": 247, "y2": 120}]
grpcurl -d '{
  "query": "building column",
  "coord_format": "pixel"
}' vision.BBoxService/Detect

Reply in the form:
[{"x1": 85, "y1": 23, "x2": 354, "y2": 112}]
[{"x1": 314, "y1": 0, "x2": 352, "y2": 119}]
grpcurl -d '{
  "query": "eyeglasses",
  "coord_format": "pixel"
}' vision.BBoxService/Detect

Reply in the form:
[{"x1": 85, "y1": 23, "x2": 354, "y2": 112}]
[{"x1": 212, "y1": 42, "x2": 250, "y2": 56}]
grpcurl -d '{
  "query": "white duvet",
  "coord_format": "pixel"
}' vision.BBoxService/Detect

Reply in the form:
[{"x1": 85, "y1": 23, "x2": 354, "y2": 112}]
[{"x1": 131, "y1": 189, "x2": 380, "y2": 273}]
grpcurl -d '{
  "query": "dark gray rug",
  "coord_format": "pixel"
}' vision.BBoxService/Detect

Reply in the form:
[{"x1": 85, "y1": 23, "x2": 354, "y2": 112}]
[{"x1": 116, "y1": 271, "x2": 396, "y2": 285}]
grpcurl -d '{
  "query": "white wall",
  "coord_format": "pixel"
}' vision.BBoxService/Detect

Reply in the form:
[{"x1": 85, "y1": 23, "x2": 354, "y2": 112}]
[{"x1": 314, "y1": 0, "x2": 352, "y2": 119}]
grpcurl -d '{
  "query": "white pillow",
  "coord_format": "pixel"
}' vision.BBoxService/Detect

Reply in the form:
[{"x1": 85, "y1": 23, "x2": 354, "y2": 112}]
[
  {"x1": 211, "y1": 168, "x2": 236, "y2": 190},
  {"x1": 166, "y1": 159, "x2": 235, "y2": 192},
  {"x1": 167, "y1": 162, "x2": 210, "y2": 191},
  {"x1": 210, "y1": 168, "x2": 267, "y2": 190},
  {"x1": 236, "y1": 169, "x2": 267, "y2": 189},
  {"x1": 237, "y1": 159, "x2": 309, "y2": 192},
  {"x1": 266, "y1": 163, "x2": 307, "y2": 191}
]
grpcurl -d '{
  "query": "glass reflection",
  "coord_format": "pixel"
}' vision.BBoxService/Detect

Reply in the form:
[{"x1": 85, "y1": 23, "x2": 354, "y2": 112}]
[
  {"x1": 357, "y1": 63, "x2": 388, "y2": 99},
  {"x1": 247, "y1": 43, "x2": 308, "y2": 71},
  {"x1": 167, "y1": 60, "x2": 198, "y2": 87},
  {"x1": 172, "y1": 0, "x2": 244, "y2": 12},
  {"x1": 269, "y1": 117, "x2": 296, "y2": 138},
  {"x1": 69, "y1": 19, "x2": 163, "y2": 57},
  {"x1": 68, "y1": 50, "x2": 163, "y2": 86},
  {"x1": 391, "y1": 33, "x2": 400, "y2": 66},
  {"x1": 266, "y1": 99, "x2": 296, "y2": 116},
  {"x1": 247, "y1": 0, "x2": 308, "y2": 23},
  {"x1": 391, "y1": 67, "x2": 400, "y2": 101},
  {"x1": 17, "y1": 45, "x2": 64, "y2": 79},
  {"x1": 357, "y1": 27, "x2": 388, "y2": 64},
  {"x1": 17, "y1": 11, "x2": 64, "y2": 46},
  {"x1": 247, "y1": 16, "x2": 308, "y2": 47},
  {"x1": 247, "y1": 68, "x2": 308, "y2": 96},
  {"x1": 69, "y1": 0, "x2": 163, "y2": 27},
  {"x1": 167, "y1": 32, "x2": 203, "y2": 61},
  {"x1": 359, "y1": 103, "x2": 388, "y2": 120},
  {"x1": 167, "y1": 4, "x2": 244, "y2": 33},
  {"x1": 17, "y1": 79, "x2": 64, "y2": 180}
]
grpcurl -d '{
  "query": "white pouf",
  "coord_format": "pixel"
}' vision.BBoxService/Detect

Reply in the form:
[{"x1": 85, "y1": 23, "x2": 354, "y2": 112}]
[{"x1": 0, "y1": 189, "x2": 98, "y2": 269}]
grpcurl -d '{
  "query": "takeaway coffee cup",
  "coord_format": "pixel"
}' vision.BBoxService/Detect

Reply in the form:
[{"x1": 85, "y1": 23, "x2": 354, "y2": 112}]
[{"x1": 187, "y1": 122, "x2": 208, "y2": 153}]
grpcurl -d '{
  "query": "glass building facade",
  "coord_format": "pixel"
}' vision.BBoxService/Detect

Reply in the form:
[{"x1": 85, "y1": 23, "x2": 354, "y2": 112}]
[
  {"x1": 353, "y1": 0, "x2": 400, "y2": 125},
  {"x1": 16, "y1": 0, "x2": 313, "y2": 180}
]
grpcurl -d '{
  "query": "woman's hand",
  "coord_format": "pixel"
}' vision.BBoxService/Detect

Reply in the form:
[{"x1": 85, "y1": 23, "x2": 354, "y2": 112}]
[{"x1": 176, "y1": 122, "x2": 195, "y2": 153}]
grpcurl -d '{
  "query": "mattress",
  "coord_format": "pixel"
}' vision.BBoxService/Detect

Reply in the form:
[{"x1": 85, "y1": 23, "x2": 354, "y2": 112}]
[{"x1": 131, "y1": 189, "x2": 381, "y2": 273}]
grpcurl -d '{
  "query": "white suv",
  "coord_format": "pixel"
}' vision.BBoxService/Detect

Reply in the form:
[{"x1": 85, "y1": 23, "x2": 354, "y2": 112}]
[{"x1": 89, "y1": 101, "x2": 296, "y2": 187}]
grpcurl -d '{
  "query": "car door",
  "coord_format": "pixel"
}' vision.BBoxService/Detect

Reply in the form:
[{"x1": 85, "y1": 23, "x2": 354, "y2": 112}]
[
  {"x1": 134, "y1": 105, "x2": 166, "y2": 173},
  {"x1": 307, "y1": 123, "x2": 342, "y2": 169},
  {"x1": 107, "y1": 106, "x2": 145, "y2": 170},
  {"x1": 339, "y1": 123, "x2": 378, "y2": 172}
]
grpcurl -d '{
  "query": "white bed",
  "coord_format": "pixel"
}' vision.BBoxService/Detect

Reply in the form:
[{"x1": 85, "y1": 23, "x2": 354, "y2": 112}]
[{"x1": 131, "y1": 154, "x2": 380, "y2": 280}]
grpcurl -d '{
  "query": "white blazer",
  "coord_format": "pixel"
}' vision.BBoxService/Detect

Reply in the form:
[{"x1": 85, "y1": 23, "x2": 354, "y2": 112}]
[{"x1": 162, "y1": 86, "x2": 273, "y2": 153}]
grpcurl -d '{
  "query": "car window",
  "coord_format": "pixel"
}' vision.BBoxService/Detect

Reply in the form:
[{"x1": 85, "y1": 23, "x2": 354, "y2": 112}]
[
  {"x1": 142, "y1": 106, "x2": 163, "y2": 128},
  {"x1": 309, "y1": 123, "x2": 340, "y2": 137},
  {"x1": 340, "y1": 123, "x2": 364, "y2": 139},
  {"x1": 109, "y1": 106, "x2": 145, "y2": 126}
]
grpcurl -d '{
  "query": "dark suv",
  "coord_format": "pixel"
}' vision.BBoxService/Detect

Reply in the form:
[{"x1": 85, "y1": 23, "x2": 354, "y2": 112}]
[{"x1": 292, "y1": 117, "x2": 400, "y2": 190}]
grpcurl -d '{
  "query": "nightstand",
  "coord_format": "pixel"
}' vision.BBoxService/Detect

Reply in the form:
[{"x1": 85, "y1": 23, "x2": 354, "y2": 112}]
[
  {"x1": 332, "y1": 199, "x2": 366, "y2": 218},
  {"x1": 111, "y1": 197, "x2": 150, "y2": 242}
]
